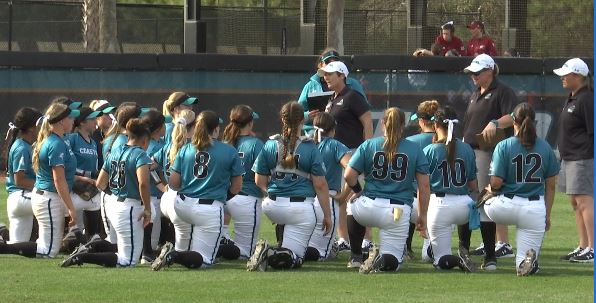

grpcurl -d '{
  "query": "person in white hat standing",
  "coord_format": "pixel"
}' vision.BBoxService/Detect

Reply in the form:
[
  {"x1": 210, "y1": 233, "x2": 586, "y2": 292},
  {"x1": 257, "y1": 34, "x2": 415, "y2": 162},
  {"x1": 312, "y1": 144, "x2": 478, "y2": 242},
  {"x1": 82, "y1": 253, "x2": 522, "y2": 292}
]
[
  {"x1": 554, "y1": 58, "x2": 594, "y2": 263},
  {"x1": 461, "y1": 54, "x2": 519, "y2": 270}
]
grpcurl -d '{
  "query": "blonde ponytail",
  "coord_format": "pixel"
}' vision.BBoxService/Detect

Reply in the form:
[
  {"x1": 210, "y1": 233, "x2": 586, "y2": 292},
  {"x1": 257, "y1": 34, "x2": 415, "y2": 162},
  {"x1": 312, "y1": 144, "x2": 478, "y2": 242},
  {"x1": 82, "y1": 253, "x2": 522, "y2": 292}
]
[
  {"x1": 169, "y1": 109, "x2": 195, "y2": 164},
  {"x1": 192, "y1": 110, "x2": 219, "y2": 152},
  {"x1": 382, "y1": 107, "x2": 404, "y2": 163},
  {"x1": 32, "y1": 103, "x2": 68, "y2": 172}
]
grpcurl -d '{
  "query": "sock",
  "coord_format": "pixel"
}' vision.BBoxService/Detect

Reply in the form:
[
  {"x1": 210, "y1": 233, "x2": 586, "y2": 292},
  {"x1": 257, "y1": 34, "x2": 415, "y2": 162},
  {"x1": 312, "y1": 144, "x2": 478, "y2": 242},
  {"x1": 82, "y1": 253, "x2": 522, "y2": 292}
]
[
  {"x1": 427, "y1": 243, "x2": 434, "y2": 260},
  {"x1": 0, "y1": 242, "x2": 37, "y2": 258},
  {"x1": 218, "y1": 244, "x2": 240, "y2": 260},
  {"x1": 174, "y1": 251, "x2": 203, "y2": 269},
  {"x1": 304, "y1": 246, "x2": 320, "y2": 262},
  {"x1": 110, "y1": 243, "x2": 118, "y2": 253},
  {"x1": 480, "y1": 221, "x2": 497, "y2": 261},
  {"x1": 437, "y1": 255, "x2": 460, "y2": 270},
  {"x1": 458, "y1": 223, "x2": 471, "y2": 251},
  {"x1": 406, "y1": 223, "x2": 415, "y2": 251},
  {"x1": 275, "y1": 224, "x2": 285, "y2": 247},
  {"x1": 143, "y1": 223, "x2": 154, "y2": 257},
  {"x1": 380, "y1": 254, "x2": 399, "y2": 271},
  {"x1": 347, "y1": 215, "x2": 365, "y2": 256},
  {"x1": 30, "y1": 218, "x2": 39, "y2": 242},
  {"x1": 80, "y1": 252, "x2": 118, "y2": 267},
  {"x1": 159, "y1": 217, "x2": 175, "y2": 245},
  {"x1": 83, "y1": 210, "x2": 102, "y2": 239}
]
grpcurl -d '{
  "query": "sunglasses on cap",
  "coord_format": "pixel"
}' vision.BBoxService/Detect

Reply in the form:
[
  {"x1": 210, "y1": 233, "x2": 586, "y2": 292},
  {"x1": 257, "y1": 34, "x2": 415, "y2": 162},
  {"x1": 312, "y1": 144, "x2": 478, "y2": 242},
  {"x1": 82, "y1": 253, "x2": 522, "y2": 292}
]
[
  {"x1": 471, "y1": 69, "x2": 490, "y2": 76},
  {"x1": 321, "y1": 51, "x2": 340, "y2": 64}
]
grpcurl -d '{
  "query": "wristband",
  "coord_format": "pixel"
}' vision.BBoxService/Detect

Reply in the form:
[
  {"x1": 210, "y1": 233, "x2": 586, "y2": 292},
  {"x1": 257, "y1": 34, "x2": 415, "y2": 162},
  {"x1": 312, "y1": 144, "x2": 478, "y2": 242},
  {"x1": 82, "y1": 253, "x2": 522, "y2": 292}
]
[
  {"x1": 350, "y1": 182, "x2": 362, "y2": 194},
  {"x1": 150, "y1": 170, "x2": 161, "y2": 185},
  {"x1": 490, "y1": 119, "x2": 499, "y2": 128}
]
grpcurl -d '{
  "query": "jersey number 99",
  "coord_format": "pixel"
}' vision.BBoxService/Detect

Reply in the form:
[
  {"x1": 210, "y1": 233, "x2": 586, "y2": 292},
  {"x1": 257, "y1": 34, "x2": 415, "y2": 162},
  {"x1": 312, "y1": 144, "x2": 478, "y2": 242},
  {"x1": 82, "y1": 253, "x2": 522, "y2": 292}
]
[
  {"x1": 372, "y1": 152, "x2": 408, "y2": 182},
  {"x1": 109, "y1": 161, "x2": 126, "y2": 189},
  {"x1": 193, "y1": 151, "x2": 211, "y2": 179}
]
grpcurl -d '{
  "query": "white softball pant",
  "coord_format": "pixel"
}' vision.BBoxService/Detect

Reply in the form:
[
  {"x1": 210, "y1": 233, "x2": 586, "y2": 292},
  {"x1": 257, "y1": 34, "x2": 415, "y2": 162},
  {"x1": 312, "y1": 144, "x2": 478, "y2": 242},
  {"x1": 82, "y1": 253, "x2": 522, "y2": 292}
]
[
  {"x1": 71, "y1": 192, "x2": 100, "y2": 231},
  {"x1": 100, "y1": 192, "x2": 117, "y2": 244},
  {"x1": 160, "y1": 190, "x2": 193, "y2": 252},
  {"x1": 225, "y1": 194, "x2": 262, "y2": 258},
  {"x1": 308, "y1": 191, "x2": 339, "y2": 260},
  {"x1": 427, "y1": 193, "x2": 472, "y2": 266},
  {"x1": 351, "y1": 196, "x2": 411, "y2": 263},
  {"x1": 262, "y1": 196, "x2": 316, "y2": 258},
  {"x1": 6, "y1": 190, "x2": 33, "y2": 244},
  {"x1": 104, "y1": 194, "x2": 144, "y2": 267},
  {"x1": 484, "y1": 194, "x2": 546, "y2": 268},
  {"x1": 174, "y1": 195, "x2": 224, "y2": 266},
  {"x1": 31, "y1": 189, "x2": 66, "y2": 258}
]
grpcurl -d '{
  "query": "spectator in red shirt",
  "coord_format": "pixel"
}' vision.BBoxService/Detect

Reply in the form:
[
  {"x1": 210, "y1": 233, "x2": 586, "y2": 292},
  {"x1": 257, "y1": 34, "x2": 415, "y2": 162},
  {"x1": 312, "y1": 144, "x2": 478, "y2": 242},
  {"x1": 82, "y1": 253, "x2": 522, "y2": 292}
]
[
  {"x1": 465, "y1": 21, "x2": 497, "y2": 57},
  {"x1": 434, "y1": 21, "x2": 465, "y2": 56}
]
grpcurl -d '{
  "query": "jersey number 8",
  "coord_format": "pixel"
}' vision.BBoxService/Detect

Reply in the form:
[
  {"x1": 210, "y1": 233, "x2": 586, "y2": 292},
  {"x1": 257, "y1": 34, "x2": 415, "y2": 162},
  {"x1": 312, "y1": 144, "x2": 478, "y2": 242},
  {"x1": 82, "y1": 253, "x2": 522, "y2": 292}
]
[
  {"x1": 193, "y1": 151, "x2": 211, "y2": 179},
  {"x1": 109, "y1": 161, "x2": 126, "y2": 189},
  {"x1": 372, "y1": 152, "x2": 408, "y2": 182}
]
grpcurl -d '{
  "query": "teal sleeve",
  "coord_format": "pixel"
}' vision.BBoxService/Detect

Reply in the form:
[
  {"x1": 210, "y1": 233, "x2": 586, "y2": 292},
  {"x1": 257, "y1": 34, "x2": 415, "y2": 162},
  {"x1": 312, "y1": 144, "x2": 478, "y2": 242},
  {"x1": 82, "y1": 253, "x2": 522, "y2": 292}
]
[
  {"x1": 231, "y1": 150, "x2": 245, "y2": 177},
  {"x1": 347, "y1": 143, "x2": 366, "y2": 174},
  {"x1": 490, "y1": 142, "x2": 507, "y2": 178},
  {"x1": 47, "y1": 142, "x2": 66, "y2": 167},
  {"x1": 135, "y1": 150, "x2": 152, "y2": 169},
  {"x1": 170, "y1": 145, "x2": 185, "y2": 174},
  {"x1": 309, "y1": 147, "x2": 326, "y2": 176},
  {"x1": 252, "y1": 141, "x2": 275, "y2": 175},
  {"x1": 422, "y1": 145, "x2": 436, "y2": 175},
  {"x1": 334, "y1": 141, "x2": 350, "y2": 164},
  {"x1": 415, "y1": 146, "x2": 430, "y2": 174},
  {"x1": 14, "y1": 147, "x2": 31, "y2": 173}
]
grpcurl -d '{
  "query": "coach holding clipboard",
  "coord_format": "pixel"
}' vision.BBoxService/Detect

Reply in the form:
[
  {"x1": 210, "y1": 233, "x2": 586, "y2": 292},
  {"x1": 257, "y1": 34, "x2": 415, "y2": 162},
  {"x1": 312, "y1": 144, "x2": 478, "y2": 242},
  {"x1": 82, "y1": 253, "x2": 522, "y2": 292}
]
[{"x1": 461, "y1": 54, "x2": 518, "y2": 270}]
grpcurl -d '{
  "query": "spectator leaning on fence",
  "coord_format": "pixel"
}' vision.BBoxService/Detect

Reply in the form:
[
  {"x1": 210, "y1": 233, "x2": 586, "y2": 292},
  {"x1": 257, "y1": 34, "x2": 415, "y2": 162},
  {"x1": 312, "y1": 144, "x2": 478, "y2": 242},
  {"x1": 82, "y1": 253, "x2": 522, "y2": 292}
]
[
  {"x1": 434, "y1": 21, "x2": 465, "y2": 56},
  {"x1": 464, "y1": 21, "x2": 497, "y2": 57},
  {"x1": 553, "y1": 58, "x2": 594, "y2": 263}
]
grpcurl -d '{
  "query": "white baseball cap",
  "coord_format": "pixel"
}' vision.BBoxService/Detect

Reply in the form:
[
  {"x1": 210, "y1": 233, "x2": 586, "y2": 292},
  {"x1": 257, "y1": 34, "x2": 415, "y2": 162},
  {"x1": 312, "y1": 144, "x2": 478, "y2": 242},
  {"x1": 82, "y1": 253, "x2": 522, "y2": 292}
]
[
  {"x1": 463, "y1": 54, "x2": 495, "y2": 73},
  {"x1": 317, "y1": 61, "x2": 349, "y2": 77},
  {"x1": 553, "y1": 58, "x2": 589, "y2": 77}
]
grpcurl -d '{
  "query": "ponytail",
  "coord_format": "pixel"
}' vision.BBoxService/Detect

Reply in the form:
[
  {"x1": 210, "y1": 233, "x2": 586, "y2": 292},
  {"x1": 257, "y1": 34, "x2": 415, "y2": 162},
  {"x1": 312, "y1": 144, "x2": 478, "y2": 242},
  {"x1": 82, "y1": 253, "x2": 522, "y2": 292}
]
[
  {"x1": 169, "y1": 109, "x2": 195, "y2": 164},
  {"x1": 432, "y1": 107, "x2": 459, "y2": 170},
  {"x1": 382, "y1": 107, "x2": 404, "y2": 163},
  {"x1": 223, "y1": 105, "x2": 254, "y2": 147},
  {"x1": 512, "y1": 102, "x2": 537, "y2": 150},
  {"x1": 32, "y1": 103, "x2": 67, "y2": 172},
  {"x1": 279, "y1": 102, "x2": 304, "y2": 169},
  {"x1": 312, "y1": 112, "x2": 336, "y2": 144},
  {"x1": 1, "y1": 107, "x2": 43, "y2": 171},
  {"x1": 192, "y1": 110, "x2": 219, "y2": 151}
]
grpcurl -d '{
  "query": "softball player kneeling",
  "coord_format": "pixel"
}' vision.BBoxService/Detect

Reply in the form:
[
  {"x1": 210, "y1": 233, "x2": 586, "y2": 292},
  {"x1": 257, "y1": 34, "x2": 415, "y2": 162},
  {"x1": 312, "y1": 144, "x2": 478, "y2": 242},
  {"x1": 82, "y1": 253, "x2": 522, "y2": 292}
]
[
  {"x1": 0, "y1": 103, "x2": 80, "y2": 258},
  {"x1": 2, "y1": 108, "x2": 43, "y2": 243},
  {"x1": 247, "y1": 101, "x2": 332, "y2": 271},
  {"x1": 423, "y1": 106, "x2": 477, "y2": 272},
  {"x1": 344, "y1": 107, "x2": 430, "y2": 274},
  {"x1": 152, "y1": 110, "x2": 244, "y2": 270},
  {"x1": 219, "y1": 105, "x2": 265, "y2": 260},
  {"x1": 305, "y1": 112, "x2": 351, "y2": 262},
  {"x1": 153, "y1": 109, "x2": 196, "y2": 253},
  {"x1": 483, "y1": 103, "x2": 559, "y2": 276},
  {"x1": 61, "y1": 118, "x2": 152, "y2": 268}
]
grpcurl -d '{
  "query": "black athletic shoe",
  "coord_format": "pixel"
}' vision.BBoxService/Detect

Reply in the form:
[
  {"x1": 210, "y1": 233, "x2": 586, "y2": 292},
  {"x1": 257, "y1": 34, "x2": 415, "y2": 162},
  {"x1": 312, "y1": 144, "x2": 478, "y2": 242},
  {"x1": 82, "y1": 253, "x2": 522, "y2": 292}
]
[
  {"x1": 347, "y1": 254, "x2": 363, "y2": 269},
  {"x1": 457, "y1": 247, "x2": 476, "y2": 273},
  {"x1": 560, "y1": 246, "x2": 583, "y2": 261},
  {"x1": 570, "y1": 248, "x2": 594, "y2": 263},
  {"x1": 495, "y1": 242, "x2": 514, "y2": 258},
  {"x1": 470, "y1": 243, "x2": 485, "y2": 256},
  {"x1": 61, "y1": 244, "x2": 88, "y2": 267}
]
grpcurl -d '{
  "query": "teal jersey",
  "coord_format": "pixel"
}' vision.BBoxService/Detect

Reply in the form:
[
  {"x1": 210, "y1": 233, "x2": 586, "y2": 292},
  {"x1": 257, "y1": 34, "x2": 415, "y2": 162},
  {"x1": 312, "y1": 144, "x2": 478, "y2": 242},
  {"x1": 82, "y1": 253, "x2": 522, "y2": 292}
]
[
  {"x1": 348, "y1": 137, "x2": 430, "y2": 206},
  {"x1": 153, "y1": 141, "x2": 172, "y2": 184},
  {"x1": 490, "y1": 137, "x2": 560, "y2": 197},
  {"x1": 6, "y1": 138, "x2": 35, "y2": 193},
  {"x1": 423, "y1": 140, "x2": 477, "y2": 195},
  {"x1": 252, "y1": 138, "x2": 326, "y2": 198},
  {"x1": 102, "y1": 144, "x2": 152, "y2": 200},
  {"x1": 162, "y1": 122, "x2": 174, "y2": 145},
  {"x1": 318, "y1": 137, "x2": 350, "y2": 191},
  {"x1": 406, "y1": 132, "x2": 435, "y2": 189},
  {"x1": 406, "y1": 132, "x2": 435, "y2": 150},
  {"x1": 65, "y1": 132, "x2": 99, "y2": 177},
  {"x1": 102, "y1": 134, "x2": 128, "y2": 159},
  {"x1": 34, "y1": 133, "x2": 77, "y2": 193},
  {"x1": 147, "y1": 139, "x2": 164, "y2": 197},
  {"x1": 171, "y1": 141, "x2": 244, "y2": 201},
  {"x1": 235, "y1": 136, "x2": 265, "y2": 198}
]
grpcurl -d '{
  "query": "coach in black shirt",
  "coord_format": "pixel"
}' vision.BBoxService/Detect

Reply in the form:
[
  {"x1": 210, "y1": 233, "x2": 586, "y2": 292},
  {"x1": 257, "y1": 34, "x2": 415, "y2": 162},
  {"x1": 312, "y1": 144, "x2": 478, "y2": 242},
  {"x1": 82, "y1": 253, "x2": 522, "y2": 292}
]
[
  {"x1": 553, "y1": 58, "x2": 594, "y2": 263},
  {"x1": 318, "y1": 61, "x2": 372, "y2": 149},
  {"x1": 462, "y1": 54, "x2": 518, "y2": 270}
]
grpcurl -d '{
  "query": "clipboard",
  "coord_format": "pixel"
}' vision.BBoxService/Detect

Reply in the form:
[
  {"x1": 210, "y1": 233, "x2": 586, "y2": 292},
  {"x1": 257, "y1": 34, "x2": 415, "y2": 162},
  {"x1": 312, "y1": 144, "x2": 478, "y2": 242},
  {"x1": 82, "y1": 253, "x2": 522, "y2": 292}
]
[
  {"x1": 307, "y1": 91, "x2": 334, "y2": 112},
  {"x1": 476, "y1": 128, "x2": 506, "y2": 151}
]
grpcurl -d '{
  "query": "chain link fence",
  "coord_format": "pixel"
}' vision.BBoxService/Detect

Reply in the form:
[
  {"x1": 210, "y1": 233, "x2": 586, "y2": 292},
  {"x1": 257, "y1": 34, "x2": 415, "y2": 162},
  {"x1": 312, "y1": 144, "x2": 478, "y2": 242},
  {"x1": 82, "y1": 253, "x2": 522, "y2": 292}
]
[{"x1": 0, "y1": 0, "x2": 592, "y2": 57}]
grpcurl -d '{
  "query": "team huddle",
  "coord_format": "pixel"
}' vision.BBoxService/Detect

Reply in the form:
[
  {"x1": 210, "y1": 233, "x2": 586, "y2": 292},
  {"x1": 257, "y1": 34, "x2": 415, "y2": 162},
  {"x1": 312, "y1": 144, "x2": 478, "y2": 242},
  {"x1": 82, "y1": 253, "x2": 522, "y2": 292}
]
[{"x1": 0, "y1": 57, "x2": 591, "y2": 277}]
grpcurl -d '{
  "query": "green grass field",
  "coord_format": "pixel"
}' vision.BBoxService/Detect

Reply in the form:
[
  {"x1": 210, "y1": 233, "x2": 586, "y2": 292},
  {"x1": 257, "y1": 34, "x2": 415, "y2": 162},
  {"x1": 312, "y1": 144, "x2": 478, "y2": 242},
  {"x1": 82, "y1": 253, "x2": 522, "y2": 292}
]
[{"x1": 0, "y1": 191, "x2": 593, "y2": 303}]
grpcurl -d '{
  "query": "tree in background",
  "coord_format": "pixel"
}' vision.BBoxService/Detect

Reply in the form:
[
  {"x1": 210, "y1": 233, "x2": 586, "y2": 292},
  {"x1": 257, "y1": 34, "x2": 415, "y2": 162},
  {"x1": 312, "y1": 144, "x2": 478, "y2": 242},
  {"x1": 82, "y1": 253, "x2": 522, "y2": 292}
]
[
  {"x1": 326, "y1": 0, "x2": 344, "y2": 54},
  {"x1": 83, "y1": 0, "x2": 118, "y2": 53}
]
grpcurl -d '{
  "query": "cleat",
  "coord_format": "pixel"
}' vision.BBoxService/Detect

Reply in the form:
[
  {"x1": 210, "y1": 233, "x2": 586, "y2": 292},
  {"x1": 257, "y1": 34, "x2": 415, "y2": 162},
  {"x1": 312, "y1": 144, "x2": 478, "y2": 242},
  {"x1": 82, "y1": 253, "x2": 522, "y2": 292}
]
[
  {"x1": 517, "y1": 249, "x2": 538, "y2": 276},
  {"x1": 347, "y1": 254, "x2": 363, "y2": 269},
  {"x1": 457, "y1": 247, "x2": 476, "y2": 273},
  {"x1": 152, "y1": 241, "x2": 175, "y2": 271},
  {"x1": 336, "y1": 239, "x2": 351, "y2": 252},
  {"x1": 359, "y1": 245, "x2": 382, "y2": 274},
  {"x1": 247, "y1": 239, "x2": 269, "y2": 272},
  {"x1": 570, "y1": 247, "x2": 594, "y2": 263},
  {"x1": 61, "y1": 244, "x2": 88, "y2": 267},
  {"x1": 219, "y1": 237, "x2": 235, "y2": 246},
  {"x1": 481, "y1": 260, "x2": 497, "y2": 271},
  {"x1": 495, "y1": 242, "x2": 514, "y2": 258},
  {"x1": 561, "y1": 246, "x2": 584, "y2": 261},
  {"x1": 470, "y1": 243, "x2": 485, "y2": 256},
  {"x1": 141, "y1": 255, "x2": 155, "y2": 265},
  {"x1": 327, "y1": 241, "x2": 339, "y2": 260},
  {"x1": 421, "y1": 239, "x2": 432, "y2": 263}
]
